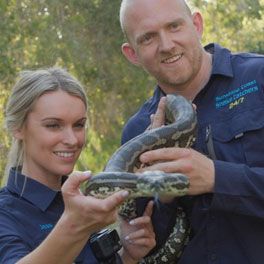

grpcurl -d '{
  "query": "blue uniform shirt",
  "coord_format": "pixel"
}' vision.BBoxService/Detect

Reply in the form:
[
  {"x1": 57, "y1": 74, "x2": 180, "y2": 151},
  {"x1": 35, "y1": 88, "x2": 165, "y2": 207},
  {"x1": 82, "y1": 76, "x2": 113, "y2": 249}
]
[
  {"x1": 0, "y1": 169, "x2": 121, "y2": 264},
  {"x1": 121, "y1": 43, "x2": 264, "y2": 264}
]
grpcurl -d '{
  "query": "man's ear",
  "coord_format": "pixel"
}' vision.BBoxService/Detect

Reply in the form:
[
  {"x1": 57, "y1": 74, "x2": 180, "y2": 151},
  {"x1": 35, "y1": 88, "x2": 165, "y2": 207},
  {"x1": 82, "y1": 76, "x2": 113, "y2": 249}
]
[
  {"x1": 192, "y1": 12, "x2": 204, "y2": 38},
  {"x1": 122, "y1": 43, "x2": 141, "y2": 66}
]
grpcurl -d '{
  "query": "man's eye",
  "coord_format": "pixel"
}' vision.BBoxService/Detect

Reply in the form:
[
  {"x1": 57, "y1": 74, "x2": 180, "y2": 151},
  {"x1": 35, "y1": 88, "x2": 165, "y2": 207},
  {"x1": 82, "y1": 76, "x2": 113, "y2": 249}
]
[
  {"x1": 171, "y1": 23, "x2": 179, "y2": 30},
  {"x1": 141, "y1": 35, "x2": 152, "y2": 44},
  {"x1": 144, "y1": 35, "x2": 152, "y2": 41}
]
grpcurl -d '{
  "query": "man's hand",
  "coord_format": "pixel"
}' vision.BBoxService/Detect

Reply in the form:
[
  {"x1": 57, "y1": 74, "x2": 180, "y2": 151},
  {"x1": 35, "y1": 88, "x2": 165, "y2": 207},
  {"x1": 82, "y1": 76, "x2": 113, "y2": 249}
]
[
  {"x1": 143, "y1": 96, "x2": 213, "y2": 196},
  {"x1": 138, "y1": 147, "x2": 215, "y2": 195}
]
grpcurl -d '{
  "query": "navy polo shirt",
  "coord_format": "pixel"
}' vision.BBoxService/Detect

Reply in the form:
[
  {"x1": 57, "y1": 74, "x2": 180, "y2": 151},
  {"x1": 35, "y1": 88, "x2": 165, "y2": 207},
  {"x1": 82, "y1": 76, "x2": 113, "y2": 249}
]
[
  {"x1": 0, "y1": 169, "x2": 103, "y2": 264},
  {"x1": 121, "y1": 43, "x2": 264, "y2": 264}
]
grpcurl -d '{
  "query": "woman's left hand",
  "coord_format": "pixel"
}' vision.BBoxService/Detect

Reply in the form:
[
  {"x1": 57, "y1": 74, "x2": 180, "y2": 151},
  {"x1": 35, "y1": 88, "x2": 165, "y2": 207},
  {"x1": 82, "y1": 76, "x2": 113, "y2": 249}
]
[{"x1": 119, "y1": 200, "x2": 156, "y2": 264}]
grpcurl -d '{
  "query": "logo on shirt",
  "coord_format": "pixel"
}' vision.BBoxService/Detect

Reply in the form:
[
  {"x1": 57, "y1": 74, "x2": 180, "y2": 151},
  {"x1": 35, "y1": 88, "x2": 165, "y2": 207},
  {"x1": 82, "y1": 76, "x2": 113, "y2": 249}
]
[
  {"x1": 40, "y1": 223, "x2": 54, "y2": 230},
  {"x1": 215, "y1": 80, "x2": 259, "y2": 109}
]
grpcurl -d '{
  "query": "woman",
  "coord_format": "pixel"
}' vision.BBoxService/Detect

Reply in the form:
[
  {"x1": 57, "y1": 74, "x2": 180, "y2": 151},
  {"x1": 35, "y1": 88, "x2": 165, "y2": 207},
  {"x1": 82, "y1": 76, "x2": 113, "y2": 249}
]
[{"x1": 0, "y1": 67, "x2": 155, "y2": 264}]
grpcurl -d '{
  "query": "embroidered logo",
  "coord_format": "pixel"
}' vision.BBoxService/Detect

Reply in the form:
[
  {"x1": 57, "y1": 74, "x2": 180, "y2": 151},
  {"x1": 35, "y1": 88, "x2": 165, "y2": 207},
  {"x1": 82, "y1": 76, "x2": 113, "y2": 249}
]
[
  {"x1": 215, "y1": 80, "x2": 259, "y2": 109},
  {"x1": 40, "y1": 223, "x2": 54, "y2": 230}
]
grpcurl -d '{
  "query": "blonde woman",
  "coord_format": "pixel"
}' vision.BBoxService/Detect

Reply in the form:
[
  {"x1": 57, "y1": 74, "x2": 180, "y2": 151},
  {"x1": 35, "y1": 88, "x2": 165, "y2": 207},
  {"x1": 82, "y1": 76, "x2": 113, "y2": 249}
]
[{"x1": 0, "y1": 67, "x2": 155, "y2": 264}]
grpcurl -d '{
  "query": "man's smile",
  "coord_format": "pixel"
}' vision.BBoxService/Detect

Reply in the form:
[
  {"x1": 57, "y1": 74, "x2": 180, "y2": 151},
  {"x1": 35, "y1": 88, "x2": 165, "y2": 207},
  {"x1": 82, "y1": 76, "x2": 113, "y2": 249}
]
[{"x1": 162, "y1": 53, "x2": 183, "y2": 64}]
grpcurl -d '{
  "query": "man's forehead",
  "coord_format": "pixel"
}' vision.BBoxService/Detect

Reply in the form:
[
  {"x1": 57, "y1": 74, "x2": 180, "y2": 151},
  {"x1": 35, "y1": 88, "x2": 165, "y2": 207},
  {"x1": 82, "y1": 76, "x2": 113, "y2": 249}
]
[
  {"x1": 122, "y1": 0, "x2": 190, "y2": 23},
  {"x1": 125, "y1": 4, "x2": 187, "y2": 30}
]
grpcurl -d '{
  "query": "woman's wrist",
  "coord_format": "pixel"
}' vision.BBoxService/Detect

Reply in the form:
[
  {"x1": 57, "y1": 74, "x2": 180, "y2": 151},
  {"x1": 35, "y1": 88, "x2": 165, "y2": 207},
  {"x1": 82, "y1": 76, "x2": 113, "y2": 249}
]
[
  {"x1": 58, "y1": 211, "x2": 91, "y2": 243},
  {"x1": 119, "y1": 248, "x2": 139, "y2": 264}
]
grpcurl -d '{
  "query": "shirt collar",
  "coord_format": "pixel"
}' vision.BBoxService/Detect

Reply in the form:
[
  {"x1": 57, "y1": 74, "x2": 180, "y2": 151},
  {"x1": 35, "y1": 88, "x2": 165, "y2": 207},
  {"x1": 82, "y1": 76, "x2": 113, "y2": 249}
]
[
  {"x1": 7, "y1": 168, "x2": 64, "y2": 212},
  {"x1": 205, "y1": 43, "x2": 233, "y2": 77},
  {"x1": 152, "y1": 86, "x2": 166, "y2": 101}
]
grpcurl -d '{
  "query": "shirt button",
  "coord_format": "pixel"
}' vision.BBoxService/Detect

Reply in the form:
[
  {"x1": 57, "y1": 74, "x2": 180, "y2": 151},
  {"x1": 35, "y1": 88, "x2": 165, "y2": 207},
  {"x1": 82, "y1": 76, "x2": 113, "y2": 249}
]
[{"x1": 210, "y1": 253, "x2": 217, "y2": 261}]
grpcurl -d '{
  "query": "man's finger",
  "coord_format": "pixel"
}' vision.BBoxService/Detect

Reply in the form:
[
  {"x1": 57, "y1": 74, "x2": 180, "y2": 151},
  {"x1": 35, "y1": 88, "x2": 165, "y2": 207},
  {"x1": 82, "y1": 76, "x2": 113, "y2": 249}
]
[
  {"x1": 151, "y1": 96, "x2": 166, "y2": 129},
  {"x1": 140, "y1": 147, "x2": 188, "y2": 163}
]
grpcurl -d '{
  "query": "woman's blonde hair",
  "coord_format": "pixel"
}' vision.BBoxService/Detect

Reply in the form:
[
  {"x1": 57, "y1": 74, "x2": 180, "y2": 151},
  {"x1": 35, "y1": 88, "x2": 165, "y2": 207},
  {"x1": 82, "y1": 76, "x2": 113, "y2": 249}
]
[{"x1": 4, "y1": 67, "x2": 88, "y2": 182}]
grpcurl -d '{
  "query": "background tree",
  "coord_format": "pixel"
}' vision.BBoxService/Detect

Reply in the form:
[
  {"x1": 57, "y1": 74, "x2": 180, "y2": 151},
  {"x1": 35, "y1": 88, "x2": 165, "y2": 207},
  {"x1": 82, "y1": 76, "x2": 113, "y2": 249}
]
[
  {"x1": 0, "y1": 0, "x2": 263, "y2": 185},
  {"x1": 190, "y1": 0, "x2": 264, "y2": 53}
]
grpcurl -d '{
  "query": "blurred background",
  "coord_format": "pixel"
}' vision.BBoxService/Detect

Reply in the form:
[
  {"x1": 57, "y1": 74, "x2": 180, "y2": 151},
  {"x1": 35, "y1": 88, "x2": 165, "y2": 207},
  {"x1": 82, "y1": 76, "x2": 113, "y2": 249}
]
[{"x1": 0, "y1": 0, "x2": 263, "y2": 185}]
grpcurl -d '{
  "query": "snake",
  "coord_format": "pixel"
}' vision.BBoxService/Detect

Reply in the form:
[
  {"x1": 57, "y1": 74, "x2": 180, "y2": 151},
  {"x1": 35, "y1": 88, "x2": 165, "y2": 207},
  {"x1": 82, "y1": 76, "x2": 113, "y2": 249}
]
[{"x1": 85, "y1": 93, "x2": 197, "y2": 263}]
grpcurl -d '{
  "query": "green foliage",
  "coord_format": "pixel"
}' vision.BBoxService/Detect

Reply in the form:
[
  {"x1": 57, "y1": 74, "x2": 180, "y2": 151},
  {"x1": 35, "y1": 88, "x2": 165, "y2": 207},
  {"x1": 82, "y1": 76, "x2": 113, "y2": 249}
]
[
  {"x1": 0, "y1": 0, "x2": 263, "y2": 185},
  {"x1": 190, "y1": 0, "x2": 264, "y2": 53}
]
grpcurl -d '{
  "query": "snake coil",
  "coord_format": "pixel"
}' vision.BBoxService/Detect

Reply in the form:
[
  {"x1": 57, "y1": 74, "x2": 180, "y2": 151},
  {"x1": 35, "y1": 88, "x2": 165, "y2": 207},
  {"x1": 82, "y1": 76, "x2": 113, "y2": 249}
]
[{"x1": 85, "y1": 93, "x2": 197, "y2": 263}]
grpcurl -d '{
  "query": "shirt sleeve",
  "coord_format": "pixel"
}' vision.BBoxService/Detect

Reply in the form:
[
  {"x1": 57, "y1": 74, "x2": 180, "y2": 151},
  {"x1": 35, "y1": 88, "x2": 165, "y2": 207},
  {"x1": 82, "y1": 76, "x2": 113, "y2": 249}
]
[{"x1": 211, "y1": 160, "x2": 264, "y2": 219}]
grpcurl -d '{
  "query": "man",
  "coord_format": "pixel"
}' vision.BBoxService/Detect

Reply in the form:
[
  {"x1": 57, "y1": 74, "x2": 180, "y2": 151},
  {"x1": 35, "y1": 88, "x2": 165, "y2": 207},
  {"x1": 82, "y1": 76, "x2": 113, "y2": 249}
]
[{"x1": 119, "y1": 0, "x2": 264, "y2": 263}]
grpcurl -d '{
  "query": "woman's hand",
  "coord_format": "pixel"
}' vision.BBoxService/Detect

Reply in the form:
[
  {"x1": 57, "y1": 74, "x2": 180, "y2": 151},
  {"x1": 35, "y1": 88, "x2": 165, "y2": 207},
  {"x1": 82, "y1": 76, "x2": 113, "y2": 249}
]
[
  {"x1": 17, "y1": 171, "x2": 129, "y2": 264},
  {"x1": 61, "y1": 171, "x2": 129, "y2": 240},
  {"x1": 119, "y1": 200, "x2": 156, "y2": 264}
]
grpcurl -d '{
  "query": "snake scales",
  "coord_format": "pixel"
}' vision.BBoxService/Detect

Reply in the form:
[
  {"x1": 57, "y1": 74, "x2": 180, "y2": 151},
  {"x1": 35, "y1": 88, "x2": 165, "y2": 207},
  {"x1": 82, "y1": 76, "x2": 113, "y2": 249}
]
[{"x1": 85, "y1": 94, "x2": 197, "y2": 263}]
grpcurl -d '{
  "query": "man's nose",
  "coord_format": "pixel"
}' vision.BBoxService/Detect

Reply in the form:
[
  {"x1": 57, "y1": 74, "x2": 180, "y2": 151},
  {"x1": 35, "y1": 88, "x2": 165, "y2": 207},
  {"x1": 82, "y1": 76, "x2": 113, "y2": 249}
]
[{"x1": 159, "y1": 32, "x2": 175, "y2": 52}]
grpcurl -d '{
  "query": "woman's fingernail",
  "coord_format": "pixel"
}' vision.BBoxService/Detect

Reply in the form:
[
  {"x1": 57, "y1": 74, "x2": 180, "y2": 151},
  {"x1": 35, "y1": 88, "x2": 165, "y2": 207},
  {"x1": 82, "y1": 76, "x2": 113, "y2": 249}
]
[
  {"x1": 140, "y1": 156, "x2": 147, "y2": 163},
  {"x1": 129, "y1": 220, "x2": 135, "y2": 225},
  {"x1": 122, "y1": 191, "x2": 129, "y2": 197},
  {"x1": 125, "y1": 235, "x2": 130, "y2": 241}
]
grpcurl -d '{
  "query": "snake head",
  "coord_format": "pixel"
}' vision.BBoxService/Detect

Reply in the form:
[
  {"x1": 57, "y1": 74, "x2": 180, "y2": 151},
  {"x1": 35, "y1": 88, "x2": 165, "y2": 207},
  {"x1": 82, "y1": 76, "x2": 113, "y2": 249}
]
[
  {"x1": 136, "y1": 170, "x2": 164, "y2": 195},
  {"x1": 136, "y1": 170, "x2": 189, "y2": 197}
]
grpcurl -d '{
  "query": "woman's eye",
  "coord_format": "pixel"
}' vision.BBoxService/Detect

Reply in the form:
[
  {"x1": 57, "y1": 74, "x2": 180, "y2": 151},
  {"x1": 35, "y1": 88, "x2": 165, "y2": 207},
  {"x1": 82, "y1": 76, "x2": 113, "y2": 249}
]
[
  {"x1": 74, "y1": 123, "x2": 86, "y2": 129},
  {"x1": 46, "y1": 124, "x2": 60, "y2": 129}
]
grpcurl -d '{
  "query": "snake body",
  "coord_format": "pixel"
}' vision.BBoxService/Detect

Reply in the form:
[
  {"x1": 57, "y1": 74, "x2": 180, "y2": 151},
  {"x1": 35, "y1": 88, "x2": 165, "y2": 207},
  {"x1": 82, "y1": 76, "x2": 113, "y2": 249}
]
[{"x1": 85, "y1": 94, "x2": 197, "y2": 263}]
